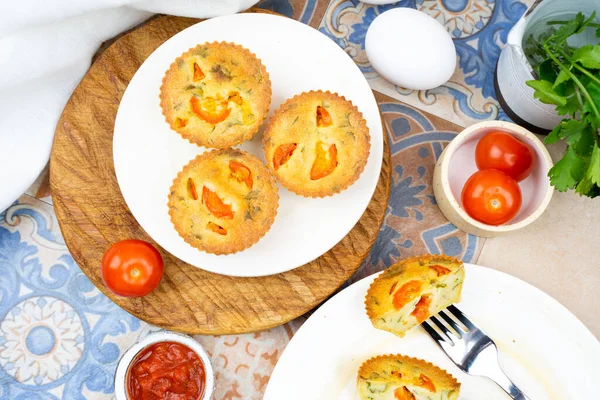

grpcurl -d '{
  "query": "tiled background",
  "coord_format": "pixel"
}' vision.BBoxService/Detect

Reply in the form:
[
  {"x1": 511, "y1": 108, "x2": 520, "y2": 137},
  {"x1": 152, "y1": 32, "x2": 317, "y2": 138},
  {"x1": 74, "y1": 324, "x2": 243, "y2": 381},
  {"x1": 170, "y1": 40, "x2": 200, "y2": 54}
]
[{"x1": 3, "y1": 0, "x2": 599, "y2": 399}]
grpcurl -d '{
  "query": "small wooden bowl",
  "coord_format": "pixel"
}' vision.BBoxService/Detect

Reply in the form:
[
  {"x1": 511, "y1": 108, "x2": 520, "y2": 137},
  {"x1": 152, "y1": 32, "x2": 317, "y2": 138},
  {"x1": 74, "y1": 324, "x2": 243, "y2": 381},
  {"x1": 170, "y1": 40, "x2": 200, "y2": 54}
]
[{"x1": 433, "y1": 121, "x2": 553, "y2": 237}]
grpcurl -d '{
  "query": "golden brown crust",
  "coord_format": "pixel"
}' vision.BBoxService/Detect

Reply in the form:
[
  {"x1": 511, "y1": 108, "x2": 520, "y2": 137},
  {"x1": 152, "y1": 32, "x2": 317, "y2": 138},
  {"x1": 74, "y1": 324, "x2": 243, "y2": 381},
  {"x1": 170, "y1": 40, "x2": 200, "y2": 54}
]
[
  {"x1": 364, "y1": 255, "x2": 465, "y2": 337},
  {"x1": 168, "y1": 149, "x2": 278, "y2": 255},
  {"x1": 160, "y1": 42, "x2": 271, "y2": 149},
  {"x1": 263, "y1": 90, "x2": 370, "y2": 198},
  {"x1": 357, "y1": 354, "x2": 460, "y2": 392}
]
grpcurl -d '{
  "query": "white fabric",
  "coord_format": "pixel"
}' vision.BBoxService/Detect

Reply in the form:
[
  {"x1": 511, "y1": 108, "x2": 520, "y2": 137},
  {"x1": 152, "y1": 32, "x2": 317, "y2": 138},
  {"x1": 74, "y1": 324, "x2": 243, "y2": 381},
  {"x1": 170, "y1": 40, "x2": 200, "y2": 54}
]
[{"x1": 0, "y1": 0, "x2": 257, "y2": 212}]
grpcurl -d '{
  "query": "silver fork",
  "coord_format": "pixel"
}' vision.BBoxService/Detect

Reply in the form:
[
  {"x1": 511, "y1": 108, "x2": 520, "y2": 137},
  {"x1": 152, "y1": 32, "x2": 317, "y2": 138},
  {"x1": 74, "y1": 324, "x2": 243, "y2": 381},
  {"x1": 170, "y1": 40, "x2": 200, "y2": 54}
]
[{"x1": 422, "y1": 305, "x2": 531, "y2": 400}]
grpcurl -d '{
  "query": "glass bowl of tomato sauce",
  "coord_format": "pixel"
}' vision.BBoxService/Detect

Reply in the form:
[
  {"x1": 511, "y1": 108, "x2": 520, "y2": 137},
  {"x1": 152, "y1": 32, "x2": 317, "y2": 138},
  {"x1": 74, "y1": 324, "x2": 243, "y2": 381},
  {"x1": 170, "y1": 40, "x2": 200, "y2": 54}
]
[{"x1": 115, "y1": 331, "x2": 215, "y2": 400}]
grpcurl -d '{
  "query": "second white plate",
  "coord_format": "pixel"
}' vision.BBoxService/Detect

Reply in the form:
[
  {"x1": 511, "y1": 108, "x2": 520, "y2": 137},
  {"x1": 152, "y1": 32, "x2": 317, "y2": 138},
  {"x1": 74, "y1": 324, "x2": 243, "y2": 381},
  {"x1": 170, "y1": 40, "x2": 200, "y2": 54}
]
[
  {"x1": 265, "y1": 264, "x2": 600, "y2": 399},
  {"x1": 113, "y1": 14, "x2": 383, "y2": 277}
]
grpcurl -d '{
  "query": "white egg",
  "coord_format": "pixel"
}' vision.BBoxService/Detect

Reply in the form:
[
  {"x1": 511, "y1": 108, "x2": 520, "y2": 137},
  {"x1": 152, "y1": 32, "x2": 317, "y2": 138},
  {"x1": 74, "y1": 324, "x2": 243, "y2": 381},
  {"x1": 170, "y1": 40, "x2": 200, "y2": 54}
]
[{"x1": 365, "y1": 8, "x2": 457, "y2": 90}]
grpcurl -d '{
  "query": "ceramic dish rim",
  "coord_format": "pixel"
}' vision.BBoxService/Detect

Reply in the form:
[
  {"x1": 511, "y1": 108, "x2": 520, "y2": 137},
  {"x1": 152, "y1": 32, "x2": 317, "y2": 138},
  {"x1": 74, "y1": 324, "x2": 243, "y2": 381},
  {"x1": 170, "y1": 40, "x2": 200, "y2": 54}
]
[
  {"x1": 114, "y1": 331, "x2": 215, "y2": 400},
  {"x1": 264, "y1": 264, "x2": 600, "y2": 399},
  {"x1": 112, "y1": 13, "x2": 383, "y2": 277},
  {"x1": 439, "y1": 120, "x2": 554, "y2": 233}
]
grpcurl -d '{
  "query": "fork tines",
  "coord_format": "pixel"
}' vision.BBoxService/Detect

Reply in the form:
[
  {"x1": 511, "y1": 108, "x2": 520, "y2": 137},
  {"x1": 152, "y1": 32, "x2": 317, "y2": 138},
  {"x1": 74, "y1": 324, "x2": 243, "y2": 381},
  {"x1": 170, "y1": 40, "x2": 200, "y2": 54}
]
[
  {"x1": 421, "y1": 305, "x2": 531, "y2": 399},
  {"x1": 422, "y1": 305, "x2": 477, "y2": 345}
]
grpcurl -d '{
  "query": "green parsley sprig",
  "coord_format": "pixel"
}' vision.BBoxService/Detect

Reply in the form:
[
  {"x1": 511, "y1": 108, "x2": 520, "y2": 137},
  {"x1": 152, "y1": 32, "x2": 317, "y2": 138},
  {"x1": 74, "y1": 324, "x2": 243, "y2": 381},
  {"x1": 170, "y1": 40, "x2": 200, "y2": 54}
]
[{"x1": 525, "y1": 12, "x2": 600, "y2": 198}]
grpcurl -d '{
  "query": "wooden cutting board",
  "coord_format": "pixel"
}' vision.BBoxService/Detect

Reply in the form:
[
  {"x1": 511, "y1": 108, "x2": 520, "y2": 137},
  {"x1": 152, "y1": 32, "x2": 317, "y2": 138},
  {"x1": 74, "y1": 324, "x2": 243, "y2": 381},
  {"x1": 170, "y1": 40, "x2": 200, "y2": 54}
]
[{"x1": 49, "y1": 11, "x2": 391, "y2": 335}]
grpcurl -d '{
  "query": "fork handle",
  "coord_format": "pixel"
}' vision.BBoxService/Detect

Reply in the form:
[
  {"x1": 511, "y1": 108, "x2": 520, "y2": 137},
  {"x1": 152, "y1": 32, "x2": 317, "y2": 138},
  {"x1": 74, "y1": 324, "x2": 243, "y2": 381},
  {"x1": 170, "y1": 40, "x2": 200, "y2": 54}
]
[{"x1": 489, "y1": 368, "x2": 531, "y2": 400}]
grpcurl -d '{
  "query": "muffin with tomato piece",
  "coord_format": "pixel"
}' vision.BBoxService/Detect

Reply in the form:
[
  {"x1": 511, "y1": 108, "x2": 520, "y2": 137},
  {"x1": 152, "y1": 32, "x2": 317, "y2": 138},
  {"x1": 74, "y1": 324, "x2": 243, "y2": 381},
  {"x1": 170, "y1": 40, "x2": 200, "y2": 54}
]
[
  {"x1": 263, "y1": 91, "x2": 370, "y2": 197},
  {"x1": 160, "y1": 42, "x2": 271, "y2": 148},
  {"x1": 365, "y1": 254, "x2": 465, "y2": 338},
  {"x1": 357, "y1": 354, "x2": 460, "y2": 400},
  {"x1": 168, "y1": 149, "x2": 278, "y2": 255}
]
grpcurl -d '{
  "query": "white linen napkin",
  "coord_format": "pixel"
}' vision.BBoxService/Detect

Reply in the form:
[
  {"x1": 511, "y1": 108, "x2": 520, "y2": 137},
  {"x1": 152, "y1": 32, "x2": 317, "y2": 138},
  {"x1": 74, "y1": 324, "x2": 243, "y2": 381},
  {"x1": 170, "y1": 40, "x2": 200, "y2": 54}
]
[{"x1": 0, "y1": 0, "x2": 258, "y2": 212}]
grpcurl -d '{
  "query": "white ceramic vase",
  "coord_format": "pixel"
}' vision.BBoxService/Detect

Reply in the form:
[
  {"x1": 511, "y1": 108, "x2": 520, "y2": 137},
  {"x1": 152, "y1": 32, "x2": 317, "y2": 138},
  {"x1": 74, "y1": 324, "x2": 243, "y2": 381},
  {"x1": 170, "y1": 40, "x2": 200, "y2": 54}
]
[{"x1": 495, "y1": 0, "x2": 600, "y2": 133}]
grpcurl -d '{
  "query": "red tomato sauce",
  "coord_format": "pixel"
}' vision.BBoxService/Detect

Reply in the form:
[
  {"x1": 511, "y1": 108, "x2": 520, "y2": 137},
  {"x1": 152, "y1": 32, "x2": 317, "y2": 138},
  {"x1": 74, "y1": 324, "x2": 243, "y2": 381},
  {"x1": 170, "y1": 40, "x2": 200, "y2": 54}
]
[{"x1": 127, "y1": 341, "x2": 206, "y2": 400}]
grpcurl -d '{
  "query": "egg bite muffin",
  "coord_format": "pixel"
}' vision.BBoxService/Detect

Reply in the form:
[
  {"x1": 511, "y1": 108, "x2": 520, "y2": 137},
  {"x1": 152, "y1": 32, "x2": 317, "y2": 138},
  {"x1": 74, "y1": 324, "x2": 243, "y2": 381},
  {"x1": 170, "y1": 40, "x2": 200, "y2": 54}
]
[
  {"x1": 263, "y1": 90, "x2": 370, "y2": 197},
  {"x1": 365, "y1": 255, "x2": 465, "y2": 337},
  {"x1": 160, "y1": 42, "x2": 271, "y2": 148},
  {"x1": 357, "y1": 354, "x2": 460, "y2": 400},
  {"x1": 168, "y1": 149, "x2": 278, "y2": 255}
]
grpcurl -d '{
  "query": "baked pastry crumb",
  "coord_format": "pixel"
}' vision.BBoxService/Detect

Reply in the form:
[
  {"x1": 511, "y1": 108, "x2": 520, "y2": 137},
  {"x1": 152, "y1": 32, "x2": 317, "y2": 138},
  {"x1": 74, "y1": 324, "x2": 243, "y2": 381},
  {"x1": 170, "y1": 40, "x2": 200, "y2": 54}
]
[
  {"x1": 357, "y1": 354, "x2": 460, "y2": 400},
  {"x1": 365, "y1": 254, "x2": 465, "y2": 337},
  {"x1": 168, "y1": 149, "x2": 278, "y2": 255},
  {"x1": 160, "y1": 42, "x2": 271, "y2": 148},
  {"x1": 263, "y1": 90, "x2": 370, "y2": 197}
]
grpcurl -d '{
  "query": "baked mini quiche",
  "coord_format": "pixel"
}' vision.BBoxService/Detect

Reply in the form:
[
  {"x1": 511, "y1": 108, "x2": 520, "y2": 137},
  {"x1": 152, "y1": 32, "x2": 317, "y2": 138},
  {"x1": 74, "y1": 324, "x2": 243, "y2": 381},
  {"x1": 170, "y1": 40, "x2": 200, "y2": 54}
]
[
  {"x1": 168, "y1": 149, "x2": 278, "y2": 254},
  {"x1": 160, "y1": 42, "x2": 271, "y2": 148},
  {"x1": 263, "y1": 90, "x2": 370, "y2": 197},
  {"x1": 357, "y1": 354, "x2": 460, "y2": 400},
  {"x1": 365, "y1": 255, "x2": 465, "y2": 337}
]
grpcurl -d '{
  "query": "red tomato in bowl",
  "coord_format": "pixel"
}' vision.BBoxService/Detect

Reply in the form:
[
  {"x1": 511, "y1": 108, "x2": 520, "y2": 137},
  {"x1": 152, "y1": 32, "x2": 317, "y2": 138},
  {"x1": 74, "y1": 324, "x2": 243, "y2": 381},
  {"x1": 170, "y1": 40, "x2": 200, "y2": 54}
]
[
  {"x1": 461, "y1": 169, "x2": 522, "y2": 226},
  {"x1": 101, "y1": 240, "x2": 164, "y2": 297},
  {"x1": 475, "y1": 131, "x2": 535, "y2": 182}
]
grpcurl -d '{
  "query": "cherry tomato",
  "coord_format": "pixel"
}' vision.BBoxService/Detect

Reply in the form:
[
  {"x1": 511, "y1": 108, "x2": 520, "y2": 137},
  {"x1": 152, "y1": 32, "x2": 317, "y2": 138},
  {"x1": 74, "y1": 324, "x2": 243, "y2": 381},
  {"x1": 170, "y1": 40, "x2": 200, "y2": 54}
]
[
  {"x1": 229, "y1": 160, "x2": 253, "y2": 189},
  {"x1": 395, "y1": 387, "x2": 415, "y2": 400},
  {"x1": 101, "y1": 240, "x2": 164, "y2": 297},
  {"x1": 475, "y1": 131, "x2": 535, "y2": 182},
  {"x1": 202, "y1": 186, "x2": 234, "y2": 219},
  {"x1": 272, "y1": 143, "x2": 297, "y2": 170},
  {"x1": 410, "y1": 295, "x2": 432, "y2": 323},
  {"x1": 190, "y1": 96, "x2": 231, "y2": 124},
  {"x1": 316, "y1": 106, "x2": 333, "y2": 127},
  {"x1": 461, "y1": 169, "x2": 522, "y2": 225},
  {"x1": 310, "y1": 141, "x2": 338, "y2": 180},
  {"x1": 392, "y1": 280, "x2": 422, "y2": 310}
]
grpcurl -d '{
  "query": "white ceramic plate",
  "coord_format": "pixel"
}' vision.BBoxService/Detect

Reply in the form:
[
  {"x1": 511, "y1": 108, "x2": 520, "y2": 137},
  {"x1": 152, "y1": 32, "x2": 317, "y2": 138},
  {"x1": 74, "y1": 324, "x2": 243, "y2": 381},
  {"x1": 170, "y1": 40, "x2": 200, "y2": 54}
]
[
  {"x1": 265, "y1": 264, "x2": 600, "y2": 400},
  {"x1": 113, "y1": 14, "x2": 383, "y2": 277}
]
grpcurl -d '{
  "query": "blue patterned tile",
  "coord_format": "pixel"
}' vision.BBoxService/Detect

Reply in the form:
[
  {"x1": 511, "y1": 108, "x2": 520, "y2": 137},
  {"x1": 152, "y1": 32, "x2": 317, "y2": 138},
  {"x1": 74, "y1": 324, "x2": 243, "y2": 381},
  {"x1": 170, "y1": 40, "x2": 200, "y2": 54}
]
[
  {"x1": 0, "y1": 197, "x2": 155, "y2": 399},
  {"x1": 257, "y1": 0, "x2": 328, "y2": 27},
  {"x1": 349, "y1": 93, "x2": 484, "y2": 284},
  {"x1": 258, "y1": 0, "x2": 295, "y2": 17},
  {"x1": 0, "y1": 196, "x2": 306, "y2": 400},
  {"x1": 319, "y1": 0, "x2": 534, "y2": 127}
]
